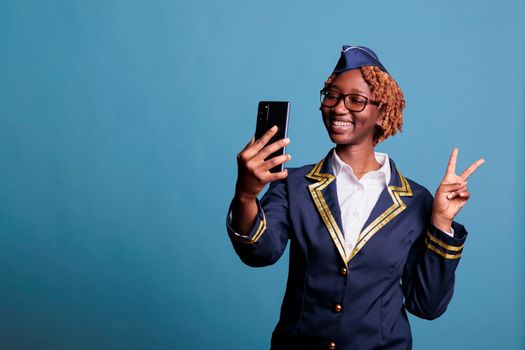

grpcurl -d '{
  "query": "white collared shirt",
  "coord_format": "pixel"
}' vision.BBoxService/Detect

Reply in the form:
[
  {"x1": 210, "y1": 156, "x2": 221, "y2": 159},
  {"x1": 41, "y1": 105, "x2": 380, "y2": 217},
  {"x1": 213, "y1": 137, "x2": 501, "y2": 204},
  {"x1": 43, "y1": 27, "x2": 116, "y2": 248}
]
[{"x1": 331, "y1": 149, "x2": 391, "y2": 257}]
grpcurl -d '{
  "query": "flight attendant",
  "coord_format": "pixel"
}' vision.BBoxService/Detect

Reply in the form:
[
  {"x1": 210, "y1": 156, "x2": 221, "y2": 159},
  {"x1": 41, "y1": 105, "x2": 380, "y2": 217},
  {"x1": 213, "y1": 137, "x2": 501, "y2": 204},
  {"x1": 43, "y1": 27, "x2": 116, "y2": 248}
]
[{"x1": 226, "y1": 45, "x2": 484, "y2": 350}]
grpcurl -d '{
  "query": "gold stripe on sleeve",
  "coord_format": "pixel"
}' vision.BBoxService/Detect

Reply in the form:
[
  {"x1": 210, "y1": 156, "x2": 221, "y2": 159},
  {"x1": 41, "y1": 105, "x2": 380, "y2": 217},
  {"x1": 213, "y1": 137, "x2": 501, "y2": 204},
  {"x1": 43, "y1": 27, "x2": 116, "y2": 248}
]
[
  {"x1": 426, "y1": 230, "x2": 464, "y2": 252},
  {"x1": 236, "y1": 212, "x2": 267, "y2": 245},
  {"x1": 425, "y1": 238, "x2": 462, "y2": 259},
  {"x1": 249, "y1": 212, "x2": 267, "y2": 243}
]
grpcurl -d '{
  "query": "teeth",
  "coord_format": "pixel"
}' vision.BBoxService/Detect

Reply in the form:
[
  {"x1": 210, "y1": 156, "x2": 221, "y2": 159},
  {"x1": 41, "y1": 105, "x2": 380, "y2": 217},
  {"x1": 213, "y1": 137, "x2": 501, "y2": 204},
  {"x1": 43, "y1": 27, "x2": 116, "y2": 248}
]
[{"x1": 332, "y1": 121, "x2": 353, "y2": 127}]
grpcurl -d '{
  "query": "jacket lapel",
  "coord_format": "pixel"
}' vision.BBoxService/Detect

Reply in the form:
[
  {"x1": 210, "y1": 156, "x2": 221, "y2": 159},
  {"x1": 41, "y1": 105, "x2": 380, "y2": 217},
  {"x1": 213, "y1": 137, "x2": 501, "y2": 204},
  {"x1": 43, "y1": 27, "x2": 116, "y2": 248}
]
[
  {"x1": 349, "y1": 158, "x2": 413, "y2": 262},
  {"x1": 306, "y1": 153, "x2": 413, "y2": 266},
  {"x1": 305, "y1": 151, "x2": 347, "y2": 264}
]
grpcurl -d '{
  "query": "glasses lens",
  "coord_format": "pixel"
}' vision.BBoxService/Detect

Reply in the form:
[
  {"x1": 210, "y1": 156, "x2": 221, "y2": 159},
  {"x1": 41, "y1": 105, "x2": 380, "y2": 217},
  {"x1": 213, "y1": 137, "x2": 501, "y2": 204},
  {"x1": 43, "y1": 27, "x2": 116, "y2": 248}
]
[
  {"x1": 345, "y1": 94, "x2": 367, "y2": 112},
  {"x1": 321, "y1": 90, "x2": 340, "y2": 107}
]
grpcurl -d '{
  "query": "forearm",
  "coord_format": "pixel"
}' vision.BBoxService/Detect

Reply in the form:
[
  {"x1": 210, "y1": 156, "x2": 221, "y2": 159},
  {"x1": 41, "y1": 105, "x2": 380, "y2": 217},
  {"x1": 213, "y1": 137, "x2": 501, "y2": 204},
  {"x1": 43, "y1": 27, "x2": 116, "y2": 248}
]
[
  {"x1": 226, "y1": 180, "x2": 290, "y2": 267},
  {"x1": 231, "y1": 193, "x2": 259, "y2": 236}
]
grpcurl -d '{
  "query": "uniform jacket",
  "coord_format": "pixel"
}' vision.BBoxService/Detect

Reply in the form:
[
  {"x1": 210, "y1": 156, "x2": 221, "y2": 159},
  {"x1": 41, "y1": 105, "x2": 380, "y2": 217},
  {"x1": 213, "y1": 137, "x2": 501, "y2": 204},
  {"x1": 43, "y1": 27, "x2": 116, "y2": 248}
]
[{"x1": 226, "y1": 150, "x2": 468, "y2": 350}]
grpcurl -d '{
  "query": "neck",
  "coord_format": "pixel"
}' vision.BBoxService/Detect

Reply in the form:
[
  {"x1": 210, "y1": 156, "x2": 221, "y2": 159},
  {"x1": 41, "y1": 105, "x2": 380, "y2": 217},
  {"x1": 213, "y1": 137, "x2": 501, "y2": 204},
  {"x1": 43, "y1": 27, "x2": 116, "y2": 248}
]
[{"x1": 335, "y1": 143, "x2": 379, "y2": 179}]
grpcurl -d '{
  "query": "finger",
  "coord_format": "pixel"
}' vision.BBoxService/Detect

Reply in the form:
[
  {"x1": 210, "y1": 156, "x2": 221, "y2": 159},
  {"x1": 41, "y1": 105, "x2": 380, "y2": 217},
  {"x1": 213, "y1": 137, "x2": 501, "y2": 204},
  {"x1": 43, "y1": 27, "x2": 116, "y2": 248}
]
[
  {"x1": 439, "y1": 181, "x2": 467, "y2": 193},
  {"x1": 252, "y1": 126, "x2": 279, "y2": 153},
  {"x1": 261, "y1": 153, "x2": 292, "y2": 171},
  {"x1": 460, "y1": 158, "x2": 485, "y2": 180},
  {"x1": 459, "y1": 192, "x2": 470, "y2": 200},
  {"x1": 257, "y1": 137, "x2": 291, "y2": 161},
  {"x1": 237, "y1": 135, "x2": 256, "y2": 164},
  {"x1": 265, "y1": 169, "x2": 289, "y2": 182},
  {"x1": 445, "y1": 185, "x2": 468, "y2": 199},
  {"x1": 447, "y1": 191, "x2": 470, "y2": 200},
  {"x1": 445, "y1": 147, "x2": 458, "y2": 176}
]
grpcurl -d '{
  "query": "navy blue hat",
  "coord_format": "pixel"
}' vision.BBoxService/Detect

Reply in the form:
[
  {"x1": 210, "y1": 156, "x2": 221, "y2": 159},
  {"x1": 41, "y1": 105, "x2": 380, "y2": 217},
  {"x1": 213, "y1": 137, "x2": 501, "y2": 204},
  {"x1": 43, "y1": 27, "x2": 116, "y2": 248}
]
[{"x1": 332, "y1": 45, "x2": 388, "y2": 74}]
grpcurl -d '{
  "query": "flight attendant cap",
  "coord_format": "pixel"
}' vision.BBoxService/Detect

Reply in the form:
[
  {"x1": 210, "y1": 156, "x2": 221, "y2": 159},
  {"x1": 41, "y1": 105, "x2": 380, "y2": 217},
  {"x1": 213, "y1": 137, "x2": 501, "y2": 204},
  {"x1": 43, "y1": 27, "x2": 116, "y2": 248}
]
[{"x1": 332, "y1": 45, "x2": 389, "y2": 74}]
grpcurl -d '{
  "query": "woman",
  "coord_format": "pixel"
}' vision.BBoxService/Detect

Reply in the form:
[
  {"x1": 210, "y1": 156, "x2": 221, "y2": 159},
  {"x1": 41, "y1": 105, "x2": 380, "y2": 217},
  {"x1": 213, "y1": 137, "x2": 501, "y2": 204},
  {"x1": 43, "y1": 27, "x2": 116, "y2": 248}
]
[{"x1": 226, "y1": 45, "x2": 484, "y2": 350}]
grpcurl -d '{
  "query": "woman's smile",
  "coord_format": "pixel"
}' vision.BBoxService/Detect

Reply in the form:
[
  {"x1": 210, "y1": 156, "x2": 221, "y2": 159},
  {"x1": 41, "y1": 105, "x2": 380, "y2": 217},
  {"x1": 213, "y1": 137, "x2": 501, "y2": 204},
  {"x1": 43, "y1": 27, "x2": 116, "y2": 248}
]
[{"x1": 329, "y1": 118, "x2": 355, "y2": 133}]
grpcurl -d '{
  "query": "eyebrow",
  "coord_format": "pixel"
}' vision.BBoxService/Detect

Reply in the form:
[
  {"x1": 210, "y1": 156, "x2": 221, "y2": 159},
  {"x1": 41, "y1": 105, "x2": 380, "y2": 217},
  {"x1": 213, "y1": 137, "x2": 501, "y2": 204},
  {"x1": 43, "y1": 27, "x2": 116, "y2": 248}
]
[{"x1": 328, "y1": 84, "x2": 368, "y2": 95}]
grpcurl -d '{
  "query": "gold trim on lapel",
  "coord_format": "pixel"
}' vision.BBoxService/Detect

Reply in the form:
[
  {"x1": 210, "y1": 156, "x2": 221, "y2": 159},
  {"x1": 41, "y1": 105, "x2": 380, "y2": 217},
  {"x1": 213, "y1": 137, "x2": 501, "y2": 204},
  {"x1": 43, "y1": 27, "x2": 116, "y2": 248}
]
[
  {"x1": 306, "y1": 159, "x2": 348, "y2": 263},
  {"x1": 306, "y1": 158, "x2": 413, "y2": 266},
  {"x1": 349, "y1": 173, "x2": 412, "y2": 263}
]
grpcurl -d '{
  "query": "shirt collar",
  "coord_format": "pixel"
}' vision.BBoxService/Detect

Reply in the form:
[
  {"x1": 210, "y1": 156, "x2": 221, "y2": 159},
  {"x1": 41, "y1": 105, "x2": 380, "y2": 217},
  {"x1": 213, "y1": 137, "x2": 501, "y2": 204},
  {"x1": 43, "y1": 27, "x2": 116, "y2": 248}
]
[{"x1": 331, "y1": 148, "x2": 391, "y2": 185}]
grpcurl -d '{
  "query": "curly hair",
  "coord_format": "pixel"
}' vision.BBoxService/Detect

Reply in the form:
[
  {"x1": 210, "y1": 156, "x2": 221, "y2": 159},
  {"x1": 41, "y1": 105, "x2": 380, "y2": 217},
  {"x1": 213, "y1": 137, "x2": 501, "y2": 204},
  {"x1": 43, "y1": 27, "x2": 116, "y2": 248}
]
[{"x1": 323, "y1": 66, "x2": 405, "y2": 145}]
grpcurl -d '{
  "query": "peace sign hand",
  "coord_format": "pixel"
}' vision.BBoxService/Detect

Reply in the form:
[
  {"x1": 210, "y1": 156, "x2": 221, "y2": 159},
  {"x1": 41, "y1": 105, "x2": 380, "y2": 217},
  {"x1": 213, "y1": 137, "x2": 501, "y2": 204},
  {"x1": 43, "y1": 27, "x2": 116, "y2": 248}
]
[{"x1": 431, "y1": 148, "x2": 485, "y2": 233}]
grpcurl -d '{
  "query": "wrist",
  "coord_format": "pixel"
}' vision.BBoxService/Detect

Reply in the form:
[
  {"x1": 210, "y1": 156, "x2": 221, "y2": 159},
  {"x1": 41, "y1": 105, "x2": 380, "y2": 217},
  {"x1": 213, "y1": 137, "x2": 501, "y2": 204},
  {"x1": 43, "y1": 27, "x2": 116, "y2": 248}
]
[
  {"x1": 233, "y1": 192, "x2": 257, "y2": 205},
  {"x1": 431, "y1": 215, "x2": 453, "y2": 233}
]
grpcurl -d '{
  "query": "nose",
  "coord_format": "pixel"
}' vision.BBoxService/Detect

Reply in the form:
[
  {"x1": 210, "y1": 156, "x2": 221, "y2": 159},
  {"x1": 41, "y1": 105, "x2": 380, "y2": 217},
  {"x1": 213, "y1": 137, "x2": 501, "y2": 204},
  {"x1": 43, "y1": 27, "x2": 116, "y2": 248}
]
[{"x1": 333, "y1": 96, "x2": 349, "y2": 114}]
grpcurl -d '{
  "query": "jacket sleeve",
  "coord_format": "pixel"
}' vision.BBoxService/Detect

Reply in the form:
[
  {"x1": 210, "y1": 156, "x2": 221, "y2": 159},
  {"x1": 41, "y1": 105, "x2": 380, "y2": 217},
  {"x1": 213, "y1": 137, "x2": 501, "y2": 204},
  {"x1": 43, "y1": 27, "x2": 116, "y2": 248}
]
[
  {"x1": 225, "y1": 179, "x2": 290, "y2": 267},
  {"x1": 402, "y1": 214, "x2": 468, "y2": 320}
]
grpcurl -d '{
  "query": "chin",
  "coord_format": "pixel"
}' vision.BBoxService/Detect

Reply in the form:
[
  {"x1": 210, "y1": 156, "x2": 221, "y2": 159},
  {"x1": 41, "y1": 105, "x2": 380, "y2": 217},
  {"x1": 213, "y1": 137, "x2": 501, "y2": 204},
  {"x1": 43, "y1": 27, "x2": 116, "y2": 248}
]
[
  {"x1": 326, "y1": 131, "x2": 374, "y2": 148},
  {"x1": 327, "y1": 132, "x2": 353, "y2": 145}
]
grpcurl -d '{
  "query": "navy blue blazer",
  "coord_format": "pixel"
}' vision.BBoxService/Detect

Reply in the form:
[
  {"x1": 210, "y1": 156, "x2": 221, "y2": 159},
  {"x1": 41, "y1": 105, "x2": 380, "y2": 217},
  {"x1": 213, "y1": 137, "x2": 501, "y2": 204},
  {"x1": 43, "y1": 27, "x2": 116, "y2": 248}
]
[{"x1": 227, "y1": 150, "x2": 468, "y2": 350}]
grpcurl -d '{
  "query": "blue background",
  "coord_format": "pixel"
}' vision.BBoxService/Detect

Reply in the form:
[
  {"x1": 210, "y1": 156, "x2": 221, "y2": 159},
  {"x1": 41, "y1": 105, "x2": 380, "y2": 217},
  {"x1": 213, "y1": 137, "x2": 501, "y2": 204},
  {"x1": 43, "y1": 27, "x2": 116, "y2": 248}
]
[{"x1": 1, "y1": 1, "x2": 523, "y2": 349}]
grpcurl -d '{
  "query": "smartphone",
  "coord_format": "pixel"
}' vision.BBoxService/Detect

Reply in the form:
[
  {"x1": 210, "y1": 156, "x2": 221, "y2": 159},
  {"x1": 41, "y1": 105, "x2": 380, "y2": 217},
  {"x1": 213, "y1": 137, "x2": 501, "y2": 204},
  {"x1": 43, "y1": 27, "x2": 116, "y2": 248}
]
[{"x1": 255, "y1": 101, "x2": 291, "y2": 173}]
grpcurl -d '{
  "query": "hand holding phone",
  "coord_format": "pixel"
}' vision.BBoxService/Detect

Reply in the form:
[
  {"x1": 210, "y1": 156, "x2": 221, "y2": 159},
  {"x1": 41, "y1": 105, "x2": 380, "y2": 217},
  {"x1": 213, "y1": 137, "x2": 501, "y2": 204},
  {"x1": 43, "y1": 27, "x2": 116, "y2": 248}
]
[
  {"x1": 231, "y1": 102, "x2": 291, "y2": 235},
  {"x1": 234, "y1": 101, "x2": 291, "y2": 201}
]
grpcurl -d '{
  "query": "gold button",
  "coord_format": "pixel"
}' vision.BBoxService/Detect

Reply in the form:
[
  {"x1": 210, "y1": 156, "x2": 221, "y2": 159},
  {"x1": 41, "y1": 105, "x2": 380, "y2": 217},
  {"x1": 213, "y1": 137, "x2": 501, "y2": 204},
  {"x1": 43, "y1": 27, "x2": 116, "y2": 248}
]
[
  {"x1": 340, "y1": 267, "x2": 348, "y2": 276},
  {"x1": 334, "y1": 304, "x2": 343, "y2": 312},
  {"x1": 328, "y1": 341, "x2": 336, "y2": 349}
]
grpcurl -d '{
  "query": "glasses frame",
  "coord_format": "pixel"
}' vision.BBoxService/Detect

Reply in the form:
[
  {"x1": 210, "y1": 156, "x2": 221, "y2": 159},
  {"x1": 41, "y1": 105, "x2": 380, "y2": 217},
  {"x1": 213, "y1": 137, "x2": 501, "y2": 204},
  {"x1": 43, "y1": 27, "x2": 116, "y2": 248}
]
[{"x1": 320, "y1": 89, "x2": 380, "y2": 112}]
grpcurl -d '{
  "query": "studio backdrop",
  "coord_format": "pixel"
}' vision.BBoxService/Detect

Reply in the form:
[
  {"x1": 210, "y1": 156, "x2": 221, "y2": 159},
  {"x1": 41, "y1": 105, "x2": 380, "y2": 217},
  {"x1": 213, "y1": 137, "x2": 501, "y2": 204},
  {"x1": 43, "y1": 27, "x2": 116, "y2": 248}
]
[{"x1": 0, "y1": 1, "x2": 524, "y2": 349}]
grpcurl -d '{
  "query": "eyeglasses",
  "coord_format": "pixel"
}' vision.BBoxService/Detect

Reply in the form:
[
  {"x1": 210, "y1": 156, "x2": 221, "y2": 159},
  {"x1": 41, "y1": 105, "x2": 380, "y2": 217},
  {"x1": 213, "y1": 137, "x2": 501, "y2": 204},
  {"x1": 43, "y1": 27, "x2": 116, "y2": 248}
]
[{"x1": 320, "y1": 89, "x2": 380, "y2": 112}]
